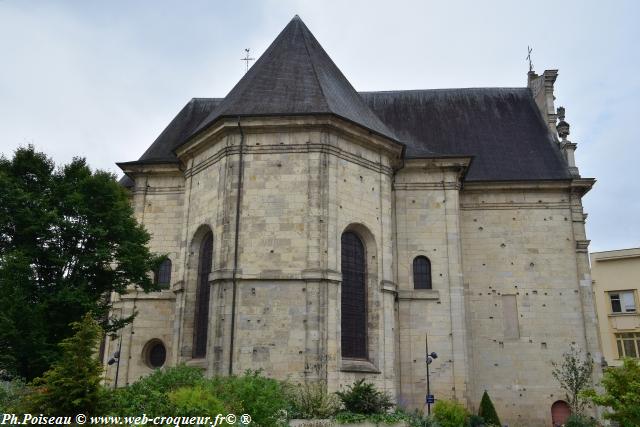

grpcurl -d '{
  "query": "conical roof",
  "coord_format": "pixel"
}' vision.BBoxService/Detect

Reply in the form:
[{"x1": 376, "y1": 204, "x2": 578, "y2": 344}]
[{"x1": 187, "y1": 15, "x2": 398, "y2": 143}]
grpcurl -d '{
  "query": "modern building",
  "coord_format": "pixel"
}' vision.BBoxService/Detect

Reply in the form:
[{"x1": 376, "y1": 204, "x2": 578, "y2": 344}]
[
  {"x1": 106, "y1": 15, "x2": 601, "y2": 426},
  {"x1": 591, "y1": 248, "x2": 640, "y2": 366}
]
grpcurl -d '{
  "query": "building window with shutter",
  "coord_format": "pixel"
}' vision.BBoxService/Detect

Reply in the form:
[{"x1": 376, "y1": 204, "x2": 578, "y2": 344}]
[
  {"x1": 341, "y1": 231, "x2": 367, "y2": 359},
  {"x1": 413, "y1": 256, "x2": 432, "y2": 289},
  {"x1": 193, "y1": 231, "x2": 213, "y2": 358},
  {"x1": 154, "y1": 259, "x2": 172, "y2": 289}
]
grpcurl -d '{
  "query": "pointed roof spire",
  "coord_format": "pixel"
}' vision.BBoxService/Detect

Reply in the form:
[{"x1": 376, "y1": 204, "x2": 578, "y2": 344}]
[{"x1": 188, "y1": 15, "x2": 398, "y2": 143}]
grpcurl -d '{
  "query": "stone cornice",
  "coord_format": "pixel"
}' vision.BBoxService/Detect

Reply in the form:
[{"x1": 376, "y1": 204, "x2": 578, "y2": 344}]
[
  {"x1": 117, "y1": 162, "x2": 183, "y2": 177},
  {"x1": 186, "y1": 142, "x2": 395, "y2": 178},
  {"x1": 175, "y1": 115, "x2": 404, "y2": 169}
]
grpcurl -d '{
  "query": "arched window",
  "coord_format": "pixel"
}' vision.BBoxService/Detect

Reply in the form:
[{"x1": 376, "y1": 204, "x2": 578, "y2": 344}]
[
  {"x1": 154, "y1": 259, "x2": 172, "y2": 289},
  {"x1": 341, "y1": 231, "x2": 367, "y2": 359},
  {"x1": 413, "y1": 256, "x2": 432, "y2": 289},
  {"x1": 193, "y1": 232, "x2": 213, "y2": 358}
]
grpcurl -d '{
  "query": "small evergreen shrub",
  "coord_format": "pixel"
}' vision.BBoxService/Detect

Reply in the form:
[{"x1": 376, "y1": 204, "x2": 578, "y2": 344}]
[
  {"x1": 478, "y1": 391, "x2": 501, "y2": 426},
  {"x1": 336, "y1": 379, "x2": 394, "y2": 415},
  {"x1": 432, "y1": 399, "x2": 469, "y2": 427},
  {"x1": 27, "y1": 314, "x2": 107, "y2": 416},
  {"x1": 564, "y1": 414, "x2": 597, "y2": 427},
  {"x1": 287, "y1": 381, "x2": 341, "y2": 419}
]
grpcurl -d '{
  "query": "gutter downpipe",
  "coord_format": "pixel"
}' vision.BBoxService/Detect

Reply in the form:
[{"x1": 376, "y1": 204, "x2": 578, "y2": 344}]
[{"x1": 229, "y1": 118, "x2": 245, "y2": 375}]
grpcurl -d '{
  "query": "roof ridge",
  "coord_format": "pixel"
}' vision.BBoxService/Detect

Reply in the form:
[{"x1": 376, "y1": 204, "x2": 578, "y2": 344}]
[{"x1": 300, "y1": 20, "x2": 330, "y2": 113}]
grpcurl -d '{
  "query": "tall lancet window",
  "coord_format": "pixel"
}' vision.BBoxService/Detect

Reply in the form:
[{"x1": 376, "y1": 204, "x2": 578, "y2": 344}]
[
  {"x1": 341, "y1": 231, "x2": 367, "y2": 359},
  {"x1": 413, "y1": 256, "x2": 432, "y2": 289},
  {"x1": 193, "y1": 232, "x2": 213, "y2": 358}
]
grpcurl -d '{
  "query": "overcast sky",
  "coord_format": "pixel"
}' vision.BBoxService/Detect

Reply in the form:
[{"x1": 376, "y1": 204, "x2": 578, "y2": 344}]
[{"x1": 1, "y1": 0, "x2": 638, "y2": 252}]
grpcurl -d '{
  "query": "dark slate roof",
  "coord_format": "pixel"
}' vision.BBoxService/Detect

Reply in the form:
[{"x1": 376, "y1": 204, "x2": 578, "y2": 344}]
[
  {"x1": 188, "y1": 15, "x2": 398, "y2": 143},
  {"x1": 126, "y1": 98, "x2": 222, "y2": 164},
  {"x1": 118, "y1": 16, "x2": 571, "y2": 183},
  {"x1": 360, "y1": 88, "x2": 571, "y2": 181}
]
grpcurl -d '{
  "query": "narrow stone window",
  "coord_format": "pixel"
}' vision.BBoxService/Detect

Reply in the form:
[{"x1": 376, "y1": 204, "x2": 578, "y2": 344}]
[
  {"x1": 413, "y1": 256, "x2": 432, "y2": 289},
  {"x1": 502, "y1": 294, "x2": 520, "y2": 340},
  {"x1": 154, "y1": 259, "x2": 172, "y2": 289},
  {"x1": 341, "y1": 231, "x2": 367, "y2": 359},
  {"x1": 193, "y1": 232, "x2": 213, "y2": 358}
]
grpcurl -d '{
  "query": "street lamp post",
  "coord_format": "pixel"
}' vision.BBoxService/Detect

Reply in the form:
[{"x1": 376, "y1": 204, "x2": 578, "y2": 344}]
[
  {"x1": 425, "y1": 333, "x2": 438, "y2": 416},
  {"x1": 107, "y1": 333, "x2": 123, "y2": 389}
]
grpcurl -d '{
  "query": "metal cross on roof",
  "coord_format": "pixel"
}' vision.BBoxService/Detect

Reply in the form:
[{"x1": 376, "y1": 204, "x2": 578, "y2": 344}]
[
  {"x1": 527, "y1": 46, "x2": 534, "y2": 72},
  {"x1": 241, "y1": 48, "x2": 255, "y2": 73}
]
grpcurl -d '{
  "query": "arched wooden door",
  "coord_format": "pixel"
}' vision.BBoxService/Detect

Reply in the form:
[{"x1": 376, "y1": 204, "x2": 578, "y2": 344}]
[{"x1": 551, "y1": 400, "x2": 571, "y2": 426}]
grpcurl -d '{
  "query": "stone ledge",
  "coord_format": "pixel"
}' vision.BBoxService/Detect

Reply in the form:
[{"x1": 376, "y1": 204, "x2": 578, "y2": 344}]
[
  {"x1": 119, "y1": 290, "x2": 176, "y2": 300},
  {"x1": 340, "y1": 359, "x2": 381, "y2": 374},
  {"x1": 397, "y1": 290, "x2": 440, "y2": 300}
]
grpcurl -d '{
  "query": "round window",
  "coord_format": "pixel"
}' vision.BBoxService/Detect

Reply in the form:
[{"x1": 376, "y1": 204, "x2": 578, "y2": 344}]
[{"x1": 144, "y1": 340, "x2": 166, "y2": 368}]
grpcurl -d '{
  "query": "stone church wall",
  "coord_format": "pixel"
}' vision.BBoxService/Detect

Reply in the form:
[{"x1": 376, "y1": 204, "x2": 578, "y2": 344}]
[{"x1": 460, "y1": 185, "x2": 590, "y2": 426}]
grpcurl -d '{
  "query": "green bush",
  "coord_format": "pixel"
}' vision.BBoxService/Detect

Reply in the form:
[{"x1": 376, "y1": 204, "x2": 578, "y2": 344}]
[
  {"x1": 287, "y1": 381, "x2": 341, "y2": 419},
  {"x1": 207, "y1": 370, "x2": 289, "y2": 426},
  {"x1": 478, "y1": 391, "x2": 501, "y2": 426},
  {"x1": 468, "y1": 414, "x2": 485, "y2": 427},
  {"x1": 168, "y1": 385, "x2": 227, "y2": 417},
  {"x1": 110, "y1": 365, "x2": 204, "y2": 415},
  {"x1": 432, "y1": 399, "x2": 468, "y2": 427},
  {"x1": 336, "y1": 379, "x2": 394, "y2": 415},
  {"x1": 564, "y1": 414, "x2": 597, "y2": 427}
]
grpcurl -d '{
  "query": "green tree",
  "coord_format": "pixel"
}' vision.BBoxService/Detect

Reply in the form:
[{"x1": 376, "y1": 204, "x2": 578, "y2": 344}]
[
  {"x1": 582, "y1": 358, "x2": 640, "y2": 427},
  {"x1": 551, "y1": 344, "x2": 593, "y2": 415},
  {"x1": 27, "y1": 314, "x2": 106, "y2": 415},
  {"x1": 0, "y1": 146, "x2": 161, "y2": 380},
  {"x1": 478, "y1": 390, "x2": 501, "y2": 426}
]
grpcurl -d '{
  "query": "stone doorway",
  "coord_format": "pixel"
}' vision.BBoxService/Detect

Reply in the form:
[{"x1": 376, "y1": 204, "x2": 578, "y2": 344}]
[{"x1": 551, "y1": 400, "x2": 571, "y2": 426}]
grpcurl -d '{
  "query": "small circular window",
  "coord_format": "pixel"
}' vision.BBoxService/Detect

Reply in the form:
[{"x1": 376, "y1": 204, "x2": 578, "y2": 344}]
[{"x1": 144, "y1": 340, "x2": 166, "y2": 368}]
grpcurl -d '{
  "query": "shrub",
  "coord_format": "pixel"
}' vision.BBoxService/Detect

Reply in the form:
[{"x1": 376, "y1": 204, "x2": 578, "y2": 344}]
[
  {"x1": 287, "y1": 381, "x2": 341, "y2": 419},
  {"x1": 468, "y1": 414, "x2": 485, "y2": 427},
  {"x1": 478, "y1": 391, "x2": 501, "y2": 426},
  {"x1": 564, "y1": 414, "x2": 597, "y2": 427},
  {"x1": 432, "y1": 400, "x2": 468, "y2": 427},
  {"x1": 336, "y1": 379, "x2": 394, "y2": 415},
  {"x1": 168, "y1": 385, "x2": 227, "y2": 416},
  {"x1": 207, "y1": 370, "x2": 290, "y2": 426},
  {"x1": 110, "y1": 365, "x2": 204, "y2": 415}
]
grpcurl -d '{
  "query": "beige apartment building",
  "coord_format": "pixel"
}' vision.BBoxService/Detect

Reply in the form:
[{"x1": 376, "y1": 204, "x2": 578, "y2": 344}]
[{"x1": 591, "y1": 248, "x2": 640, "y2": 366}]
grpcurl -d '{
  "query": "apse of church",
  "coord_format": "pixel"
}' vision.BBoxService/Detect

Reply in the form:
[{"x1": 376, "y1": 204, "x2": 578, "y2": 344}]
[{"x1": 106, "y1": 16, "x2": 600, "y2": 426}]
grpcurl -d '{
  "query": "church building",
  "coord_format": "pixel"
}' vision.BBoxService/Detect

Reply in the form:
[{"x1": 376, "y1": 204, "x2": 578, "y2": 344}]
[{"x1": 108, "y1": 16, "x2": 601, "y2": 426}]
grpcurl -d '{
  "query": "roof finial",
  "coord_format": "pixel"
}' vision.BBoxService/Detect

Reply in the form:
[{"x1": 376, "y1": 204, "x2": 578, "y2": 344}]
[
  {"x1": 241, "y1": 48, "x2": 255, "y2": 73},
  {"x1": 526, "y1": 46, "x2": 534, "y2": 73},
  {"x1": 556, "y1": 106, "x2": 570, "y2": 141}
]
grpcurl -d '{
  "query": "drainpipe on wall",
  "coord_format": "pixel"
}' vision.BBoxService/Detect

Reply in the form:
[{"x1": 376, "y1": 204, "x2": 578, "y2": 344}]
[{"x1": 229, "y1": 119, "x2": 245, "y2": 375}]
